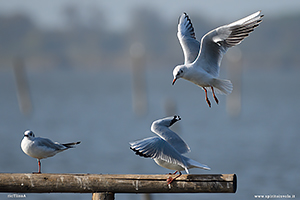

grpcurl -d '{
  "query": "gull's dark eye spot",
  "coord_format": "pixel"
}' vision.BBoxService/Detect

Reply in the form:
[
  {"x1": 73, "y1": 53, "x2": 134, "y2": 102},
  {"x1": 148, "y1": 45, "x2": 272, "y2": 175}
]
[{"x1": 28, "y1": 131, "x2": 33, "y2": 136}]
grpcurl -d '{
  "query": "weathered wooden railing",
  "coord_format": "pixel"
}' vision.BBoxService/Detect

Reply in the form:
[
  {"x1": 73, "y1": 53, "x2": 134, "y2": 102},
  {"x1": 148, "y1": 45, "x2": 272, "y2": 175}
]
[{"x1": 0, "y1": 173, "x2": 237, "y2": 199}]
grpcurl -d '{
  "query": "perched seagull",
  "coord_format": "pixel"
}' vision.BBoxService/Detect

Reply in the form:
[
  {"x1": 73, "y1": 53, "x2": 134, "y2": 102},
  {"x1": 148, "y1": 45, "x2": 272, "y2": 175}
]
[
  {"x1": 172, "y1": 11, "x2": 264, "y2": 107},
  {"x1": 130, "y1": 116, "x2": 210, "y2": 184},
  {"x1": 21, "y1": 130, "x2": 80, "y2": 173}
]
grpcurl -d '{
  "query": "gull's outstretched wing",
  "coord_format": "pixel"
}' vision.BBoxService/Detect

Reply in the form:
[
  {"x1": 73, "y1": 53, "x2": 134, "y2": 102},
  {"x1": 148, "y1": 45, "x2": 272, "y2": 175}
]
[
  {"x1": 195, "y1": 11, "x2": 263, "y2": 77},
  {"x1": 151, "y1": 116, "x2": 191, "y2": 154},
  {"x1": 177, "y1": 13, "x2": 200, "y2": 64},
  {"x1": 130, "y1": 136, "x2": 187, "y2": 169}
]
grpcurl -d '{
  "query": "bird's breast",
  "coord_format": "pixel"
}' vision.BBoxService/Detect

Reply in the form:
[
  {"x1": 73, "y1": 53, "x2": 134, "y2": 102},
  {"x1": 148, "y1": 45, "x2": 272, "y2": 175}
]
[
  {"x1": 184, "y1": 68, "x2": 213, "y2": 87},
  {"x1": 21, "y1": 139, "x2": 58, "y2": 159}
]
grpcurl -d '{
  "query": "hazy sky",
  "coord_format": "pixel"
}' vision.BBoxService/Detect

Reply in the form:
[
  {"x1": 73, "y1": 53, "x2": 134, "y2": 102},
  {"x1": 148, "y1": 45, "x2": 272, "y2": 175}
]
[{"x1": 0, "y1": 0, "x2": 299, "y2": 31}]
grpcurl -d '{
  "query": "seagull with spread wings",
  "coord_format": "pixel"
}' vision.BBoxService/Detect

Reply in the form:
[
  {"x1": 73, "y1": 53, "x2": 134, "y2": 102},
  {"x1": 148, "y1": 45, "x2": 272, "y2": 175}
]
[
  {"x1": 130, "y1": 116, "x2": 210, "y2": 184},
  {"x1": 172, "y1": 11, "x2": 263, "y2": 107}
]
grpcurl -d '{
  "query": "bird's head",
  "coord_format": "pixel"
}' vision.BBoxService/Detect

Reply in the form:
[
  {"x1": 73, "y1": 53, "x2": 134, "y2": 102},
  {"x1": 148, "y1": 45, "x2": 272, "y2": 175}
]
[
  {"x1": 24, "y1": 130, "x2": 35, "y2": 139},
  {"x1": 172, "y1": 65, "x2": 186, "y2": 85}
]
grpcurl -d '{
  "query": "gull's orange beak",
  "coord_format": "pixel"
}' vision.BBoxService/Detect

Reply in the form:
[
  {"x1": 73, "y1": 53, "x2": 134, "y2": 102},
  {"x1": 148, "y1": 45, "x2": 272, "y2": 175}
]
[{"x1": 172, "y1": 78, "x2": 177, "y2": 85}]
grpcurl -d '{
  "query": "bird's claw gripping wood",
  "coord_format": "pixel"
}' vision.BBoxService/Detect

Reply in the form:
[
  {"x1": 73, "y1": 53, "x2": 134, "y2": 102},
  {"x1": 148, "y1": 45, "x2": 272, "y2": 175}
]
[{"x1": 167, "y1": 171, "x2": 182, "y2": 185}]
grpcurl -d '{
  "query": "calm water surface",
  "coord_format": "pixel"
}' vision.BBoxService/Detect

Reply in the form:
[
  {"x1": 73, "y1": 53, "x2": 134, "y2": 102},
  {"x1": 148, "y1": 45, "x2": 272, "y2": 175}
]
[{"x1": 0, "y1": 68, "x2": 299, "y2": 200}]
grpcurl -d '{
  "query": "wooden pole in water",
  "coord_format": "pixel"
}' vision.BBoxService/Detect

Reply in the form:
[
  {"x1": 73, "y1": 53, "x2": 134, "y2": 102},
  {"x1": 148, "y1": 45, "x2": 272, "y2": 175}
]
[
  {"x1": 0, "y1": 173, "x2": 236, "y2": 194},
  {"x1": 225, "y1": 47, "x2": 243, "y2": 117},
  {"x1": 130, "y1": 42, "x2": 148, "y2": 116},
  {"x1": 12, "y1": 57, "x2": 32, "y2": 115}
]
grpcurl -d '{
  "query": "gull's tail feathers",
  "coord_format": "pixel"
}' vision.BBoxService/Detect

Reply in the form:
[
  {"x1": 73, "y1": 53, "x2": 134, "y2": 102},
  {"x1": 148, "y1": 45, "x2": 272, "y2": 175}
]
[
  {"x1": 185, "y1": 157, "x2": 211, "y2": 170},
  {"x1": 62, "y1": 141, "x2": 81, "y2": 148},
  {"x1": 210, "y1": 78, "x2": 233, "y2": 95}
]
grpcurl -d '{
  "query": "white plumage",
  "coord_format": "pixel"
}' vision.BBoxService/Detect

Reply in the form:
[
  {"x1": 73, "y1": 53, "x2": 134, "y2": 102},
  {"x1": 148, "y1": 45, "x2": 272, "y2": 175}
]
[
  {"x1": 21, "y1": 130, "x2": 80, "y2": 173},
  {"x1": 130, "y1": 116, "x2": 210, "y2": 184},
  {"x1": 173, "y1": 11, "x2": 263, "y2": 107}
]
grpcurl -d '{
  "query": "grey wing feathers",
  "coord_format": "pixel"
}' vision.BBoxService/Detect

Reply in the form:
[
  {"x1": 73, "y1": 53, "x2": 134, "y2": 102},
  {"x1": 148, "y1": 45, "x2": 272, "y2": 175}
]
[
  {"x1": 157, "y1": 129, "x2": 191, "y2": 154},
  {"x1": 217, "y1": 11, "x2": 263, "y2": 48},
  {"x1": 130, "y1": 136, "x2": 187, "y2": 169},
  {"x1": 35, "y1": 138, "x2": 66, "y2": 151},
  {"x1": 177, "y1": 12, "x2": 200, "y2": 64},
  {"x1": 196, "y1": 11, "x2": 263, "y2": 77},
  {"x1": 151, "y1": 116, "x2": 191, "y2": 154},
  {"x1": 198, "y1": 34, "x2": 224, "y2": 77},
  {"x1": 130, "y1": 136, "x2": 158, "y2": 158}
]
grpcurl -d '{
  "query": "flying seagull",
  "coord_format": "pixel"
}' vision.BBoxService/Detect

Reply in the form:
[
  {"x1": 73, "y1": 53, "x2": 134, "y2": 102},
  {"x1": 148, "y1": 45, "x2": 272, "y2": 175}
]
[{"x1": 172, "y1": 11, "x2": 263, "y2": 107}]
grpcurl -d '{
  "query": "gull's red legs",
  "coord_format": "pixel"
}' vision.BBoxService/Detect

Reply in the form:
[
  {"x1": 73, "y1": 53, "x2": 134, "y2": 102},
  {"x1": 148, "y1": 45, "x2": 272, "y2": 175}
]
[
  {"x1": 202, "y1": 87, "x2": 211, "y2": 107},
  {"x1": 33, "y1": 159, "x2": 42, "y2": 174},
  {"x1": 211, "y1": 86, "x2": 219, "y2": 104},
  {"x1": 167, "y1": 171, "x2": 182, "y2": 184}
]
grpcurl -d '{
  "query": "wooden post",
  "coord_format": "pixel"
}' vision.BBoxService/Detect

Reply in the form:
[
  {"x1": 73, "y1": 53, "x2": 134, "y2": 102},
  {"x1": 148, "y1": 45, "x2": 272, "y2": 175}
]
[
  {"x1": 0, "y1": 173, "x2": 236, "y2": 194},
  {"x1": 225, "y1": 47, "x2": 243, "y2": 117},
  {"x1": 92, "y1": 192, "x2": 114, "y2": 200},
  {"x1": 130, "y1": 42, "x2": 148, "y2": 116},
  {"x1": 92, "y1": 193, "x2": 101, "y2": 200},
  {"x1": 12, "y1": 57, "x2": 32, "y2": 115}
]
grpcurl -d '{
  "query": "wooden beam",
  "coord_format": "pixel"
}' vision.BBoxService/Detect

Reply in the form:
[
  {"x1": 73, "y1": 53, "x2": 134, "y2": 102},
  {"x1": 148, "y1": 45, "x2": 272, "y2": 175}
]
[{"x1": 0, "y1": 173, "x2": 236, "y2": 194}]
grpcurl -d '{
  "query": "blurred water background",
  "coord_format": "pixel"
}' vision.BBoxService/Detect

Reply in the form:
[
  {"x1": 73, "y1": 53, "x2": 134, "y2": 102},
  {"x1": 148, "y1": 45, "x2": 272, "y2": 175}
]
[{"x1": 0, "y1": 1, "x2": 300, "y2": 200}]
